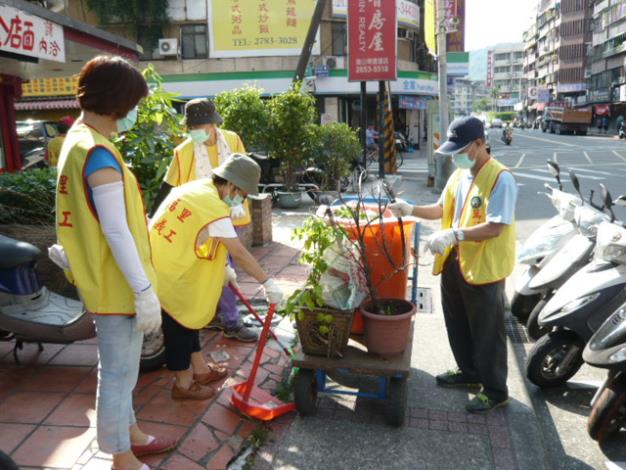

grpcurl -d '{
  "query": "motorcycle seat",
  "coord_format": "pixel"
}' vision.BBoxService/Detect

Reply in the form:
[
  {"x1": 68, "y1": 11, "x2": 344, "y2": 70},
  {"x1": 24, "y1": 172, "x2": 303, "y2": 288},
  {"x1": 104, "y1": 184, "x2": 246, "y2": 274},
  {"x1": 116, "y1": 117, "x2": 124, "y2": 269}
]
[{"x1": 0, "y1": 235, "x2": 41, "y2": 269}]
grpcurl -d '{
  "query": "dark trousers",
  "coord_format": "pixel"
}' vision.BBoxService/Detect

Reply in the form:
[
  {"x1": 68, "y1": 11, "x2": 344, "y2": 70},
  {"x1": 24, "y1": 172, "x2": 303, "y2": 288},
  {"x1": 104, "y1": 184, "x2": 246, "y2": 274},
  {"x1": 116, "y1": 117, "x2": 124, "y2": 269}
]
[
  {"x1": 161, "y1": 310, "x2": 202, "y2": 371},
  {"x1": 440, "y1": 251, "x2": 508, "y2": 401}
]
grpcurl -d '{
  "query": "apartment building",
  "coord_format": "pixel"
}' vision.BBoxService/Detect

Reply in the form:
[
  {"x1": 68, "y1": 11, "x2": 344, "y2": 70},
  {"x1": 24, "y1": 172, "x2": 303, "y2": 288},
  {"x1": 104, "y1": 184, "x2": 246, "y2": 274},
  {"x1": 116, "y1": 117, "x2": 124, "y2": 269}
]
[
  {"x1": 450, "y1": 78, "x2": 489, "y2": 117},
  {"x1": 487, "y1": 43, "x2": 525, "y2": 112},
  {"x1": 588, "y1": 0, "x2": 626, "y2": 123}
]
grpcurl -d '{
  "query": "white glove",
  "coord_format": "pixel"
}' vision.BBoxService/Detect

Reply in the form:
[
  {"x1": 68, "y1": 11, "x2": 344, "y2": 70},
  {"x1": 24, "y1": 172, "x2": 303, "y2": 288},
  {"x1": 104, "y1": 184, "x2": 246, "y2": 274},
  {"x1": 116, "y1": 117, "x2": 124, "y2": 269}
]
[
  {"x1": 388, "y1": 200, "x2": 414, "y2": 218},
  {"x1": 224, "y1": 265, "x2": 239, "y2": 289},
  {"x1": 425, "y1": 229, "x2": 458, "y2": 255},
  {"x1": 261, "y1": 278, "x2": 284, "y2": 305},
  {"x1": 134, "y1": 286, "x2": 162, "y2": 336},
  {"x1": 230, "y1": 204, "x2": 246, "y2": 220},
  {"x1": 48, "y1": 244, "x2": 70, "y2": 271}
]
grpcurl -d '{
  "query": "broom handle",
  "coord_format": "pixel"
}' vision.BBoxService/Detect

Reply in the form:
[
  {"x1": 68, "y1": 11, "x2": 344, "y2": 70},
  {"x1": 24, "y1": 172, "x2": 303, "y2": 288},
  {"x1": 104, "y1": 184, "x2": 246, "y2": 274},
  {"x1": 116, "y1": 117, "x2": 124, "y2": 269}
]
[
  {"x1": 243, "y1": 302, "x2": 276, "y2": 400},
  {"x1": 231, "y1": 284, "x2": 291, "y2": 356}
]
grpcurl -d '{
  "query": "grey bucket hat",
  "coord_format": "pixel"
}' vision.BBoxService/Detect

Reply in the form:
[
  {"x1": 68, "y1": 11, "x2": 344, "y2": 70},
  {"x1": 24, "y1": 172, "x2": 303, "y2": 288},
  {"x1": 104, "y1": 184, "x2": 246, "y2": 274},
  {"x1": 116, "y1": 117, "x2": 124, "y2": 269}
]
[
  {"x1": 184, "y1": 98, "x2": 223, "y2": 126},
  {"x1": 213, "y1": 153, "x2": 261, "y2": 196}
]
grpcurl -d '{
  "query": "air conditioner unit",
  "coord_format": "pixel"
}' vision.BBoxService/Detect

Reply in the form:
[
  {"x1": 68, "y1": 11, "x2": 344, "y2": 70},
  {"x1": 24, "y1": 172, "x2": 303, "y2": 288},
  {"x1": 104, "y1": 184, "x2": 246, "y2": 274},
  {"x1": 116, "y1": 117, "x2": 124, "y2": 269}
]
[
  {"x1": 158, "y1": 38, "x2": 179, "y2": 56},
  {"x1": 324, "y1": 56, "x2": 345, "y2": 69}
]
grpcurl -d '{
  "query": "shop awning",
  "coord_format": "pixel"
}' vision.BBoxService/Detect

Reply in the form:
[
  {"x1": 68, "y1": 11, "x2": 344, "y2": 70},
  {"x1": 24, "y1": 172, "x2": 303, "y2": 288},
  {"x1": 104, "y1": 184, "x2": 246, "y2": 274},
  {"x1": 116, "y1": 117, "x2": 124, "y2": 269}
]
[
  {"x1": 594, "y1": 104, "x2": 610, "y2": 116},
  {"x1": 14, "y1": 98, "x2": 79, "y2": 110}
]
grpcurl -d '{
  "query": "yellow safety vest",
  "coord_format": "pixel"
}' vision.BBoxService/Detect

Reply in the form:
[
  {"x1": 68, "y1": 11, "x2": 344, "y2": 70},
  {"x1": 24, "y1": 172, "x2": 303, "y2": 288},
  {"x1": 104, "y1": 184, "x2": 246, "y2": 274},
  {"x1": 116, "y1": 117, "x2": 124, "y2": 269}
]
[
  {"x1": 164, "y1": 131, "x2": 251, "y2": 226},
  {"x1": 433, "y1": 158, "x2": 516, "y2": 285},
  {"x1": 55, "y1": 123, "x2": 157, "y2": 314},
  {"x1": 150, "y1": 179, "x2": 230, "y2": 329}
]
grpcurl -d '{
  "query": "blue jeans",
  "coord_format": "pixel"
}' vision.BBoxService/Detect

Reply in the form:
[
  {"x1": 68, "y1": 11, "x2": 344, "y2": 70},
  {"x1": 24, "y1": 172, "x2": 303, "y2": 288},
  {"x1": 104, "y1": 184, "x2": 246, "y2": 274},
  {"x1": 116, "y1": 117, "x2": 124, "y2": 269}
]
[
  {"x1": 217, "y1": 226, "x2": 244, "y2": 329},
  {"x1": 94, "y1": 314, "x2": 142, "y2": 454}
]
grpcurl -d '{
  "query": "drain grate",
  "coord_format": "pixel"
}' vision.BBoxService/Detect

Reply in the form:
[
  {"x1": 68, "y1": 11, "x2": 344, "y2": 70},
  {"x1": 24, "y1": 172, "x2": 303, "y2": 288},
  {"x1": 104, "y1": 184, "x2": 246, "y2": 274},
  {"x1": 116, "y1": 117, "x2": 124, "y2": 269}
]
[
  {"x1": 505, "y1": 314, "x2": 531, "y2": 344},
  {"x1": 415, "y1": 287, "x2": 433, "y2": 314}
]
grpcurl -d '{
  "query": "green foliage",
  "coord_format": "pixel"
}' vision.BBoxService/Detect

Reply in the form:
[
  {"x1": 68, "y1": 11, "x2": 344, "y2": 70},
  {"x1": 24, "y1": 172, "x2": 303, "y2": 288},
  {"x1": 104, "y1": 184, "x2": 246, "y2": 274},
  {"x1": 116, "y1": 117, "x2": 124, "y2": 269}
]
[
  {"x1": 489, "y1": 111, "x2": 516, "y2": 122},
  {"x1": 311, "y1": 123, "x2": 361, "y2": 191},
  {"x1": 85, "y1": 0, "x2": 168, "y2": 52},
  {"x1": 267, "y1": 82, "x2": 318, "y2": 190},
  {"x1": 214, "y1": 85, "x2": 270, "y2": 152},
  {"x1": 0, "y1": 167, "x2": 56, "y2": 224},
  {"x1": 281, "y1": 216, "x2": 348, "y2": 320},
  {"x1": 472, "y1": 97, "x2": 491, "y2": 113},
  {"x1": 115, "y1": 65, "x2": 184, "y2": 208}
]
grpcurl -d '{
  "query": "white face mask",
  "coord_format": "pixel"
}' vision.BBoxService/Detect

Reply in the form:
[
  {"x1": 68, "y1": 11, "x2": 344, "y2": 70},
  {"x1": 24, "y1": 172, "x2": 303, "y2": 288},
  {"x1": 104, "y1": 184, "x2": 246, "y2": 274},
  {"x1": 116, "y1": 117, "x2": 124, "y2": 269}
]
[
  {"x1": 452, "y1": 153, "x2": 476, "y2": 170},
  {"x1": 189, "y1": 129, "x2": 209, "y2": 144}
]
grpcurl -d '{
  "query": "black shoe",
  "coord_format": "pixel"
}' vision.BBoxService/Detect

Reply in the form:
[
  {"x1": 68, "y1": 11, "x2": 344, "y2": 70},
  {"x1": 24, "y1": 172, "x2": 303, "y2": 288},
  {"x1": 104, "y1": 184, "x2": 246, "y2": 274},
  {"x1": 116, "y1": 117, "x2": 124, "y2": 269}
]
[
  {"x1": 206, "y1": 316, "x2": 226, "y2": 331},
  {"x1": 466, "y1": 392, "x2": 509, "y2": 413},
  {"x1": 435, "y1": 369, "x2": 481, "y2": 390},
  {"x1": 223, "y1": 324, "x2": 259, "y2": 342}
]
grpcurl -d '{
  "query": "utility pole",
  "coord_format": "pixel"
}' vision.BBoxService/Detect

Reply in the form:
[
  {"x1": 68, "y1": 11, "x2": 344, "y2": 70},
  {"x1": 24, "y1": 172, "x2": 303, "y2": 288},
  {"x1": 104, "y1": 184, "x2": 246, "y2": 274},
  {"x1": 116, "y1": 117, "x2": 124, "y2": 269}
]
[
  {"x1": 435, "y1": 0, "x2": 452, "y2": 191},
  {"x1": 293, "y1": 0, "x2": 326, "y2": 83}
]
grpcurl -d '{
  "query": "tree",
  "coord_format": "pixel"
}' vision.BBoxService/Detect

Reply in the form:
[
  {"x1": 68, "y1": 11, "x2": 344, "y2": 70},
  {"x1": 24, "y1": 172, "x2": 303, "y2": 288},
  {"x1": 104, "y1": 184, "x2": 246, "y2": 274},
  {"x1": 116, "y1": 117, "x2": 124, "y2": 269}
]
[{"x1": 472, "y1": 97, "x2": 491, "y2": 113}]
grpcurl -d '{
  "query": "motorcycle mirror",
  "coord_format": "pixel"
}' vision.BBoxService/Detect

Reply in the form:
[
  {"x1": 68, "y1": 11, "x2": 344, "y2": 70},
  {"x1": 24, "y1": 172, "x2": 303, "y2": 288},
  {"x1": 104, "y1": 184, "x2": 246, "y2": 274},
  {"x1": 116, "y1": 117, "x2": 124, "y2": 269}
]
[
  {"x1": 547, "y1": 160, "x2": 560, "y2": 177},
  {"x1": 614, "y1": 195, "x2": 626, "y2": 207},
  {"x1": 568, "y1": 169, "x2": 581, "y2": 197},
  {"x1": 601, "y1": 183, "x2": 612, "y2": 207}
]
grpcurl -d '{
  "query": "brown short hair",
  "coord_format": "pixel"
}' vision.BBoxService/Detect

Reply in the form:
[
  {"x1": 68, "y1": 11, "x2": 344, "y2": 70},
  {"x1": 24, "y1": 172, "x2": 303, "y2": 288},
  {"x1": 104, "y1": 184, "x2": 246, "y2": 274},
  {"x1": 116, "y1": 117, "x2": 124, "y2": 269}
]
[{"x1": 77, "y1": 55, "x2": 148, "y2": 119}]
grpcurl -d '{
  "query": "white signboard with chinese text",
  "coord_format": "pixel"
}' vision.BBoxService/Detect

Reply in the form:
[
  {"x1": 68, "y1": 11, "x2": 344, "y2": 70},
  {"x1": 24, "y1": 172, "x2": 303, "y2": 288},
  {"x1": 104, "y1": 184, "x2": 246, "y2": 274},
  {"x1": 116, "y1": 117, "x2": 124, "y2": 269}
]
[{"x1": 0, "y1": 5, "x2": 65, "y2": 63}]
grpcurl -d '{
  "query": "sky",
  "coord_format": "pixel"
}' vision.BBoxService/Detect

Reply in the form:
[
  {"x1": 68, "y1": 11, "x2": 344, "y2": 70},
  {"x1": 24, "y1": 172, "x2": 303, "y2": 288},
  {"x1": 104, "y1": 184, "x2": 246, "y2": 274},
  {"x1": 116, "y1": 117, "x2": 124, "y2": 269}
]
[{"x1": 465, "y1": 0, "x2": 539, "y2": 51}]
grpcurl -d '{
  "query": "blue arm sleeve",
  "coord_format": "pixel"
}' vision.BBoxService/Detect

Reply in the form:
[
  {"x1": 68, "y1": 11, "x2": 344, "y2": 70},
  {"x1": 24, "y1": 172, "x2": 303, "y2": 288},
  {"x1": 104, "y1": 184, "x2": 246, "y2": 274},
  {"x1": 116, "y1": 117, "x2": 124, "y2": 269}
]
[
  {"x1": 85, "y1": 147, "x2": 121, "y2": 177},
  {"x1": 487, "y1": 172, "x2": 518, "y2": 225}
]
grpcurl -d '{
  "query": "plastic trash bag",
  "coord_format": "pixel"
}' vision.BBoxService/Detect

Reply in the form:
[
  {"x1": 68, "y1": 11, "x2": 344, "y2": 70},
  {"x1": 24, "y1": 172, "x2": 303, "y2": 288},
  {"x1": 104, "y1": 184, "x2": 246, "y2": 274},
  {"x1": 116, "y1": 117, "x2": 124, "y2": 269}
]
[{"x1": 319, "y1": 239, "x2": 368, "y2": 311}]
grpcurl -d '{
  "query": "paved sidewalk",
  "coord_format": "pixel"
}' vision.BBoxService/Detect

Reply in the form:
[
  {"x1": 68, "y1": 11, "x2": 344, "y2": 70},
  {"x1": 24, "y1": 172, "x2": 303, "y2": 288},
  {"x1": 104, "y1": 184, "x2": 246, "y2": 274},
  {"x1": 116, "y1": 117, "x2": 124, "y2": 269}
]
[{"x1": 0, "y1": 242, "x2": 306, "y2": 470}]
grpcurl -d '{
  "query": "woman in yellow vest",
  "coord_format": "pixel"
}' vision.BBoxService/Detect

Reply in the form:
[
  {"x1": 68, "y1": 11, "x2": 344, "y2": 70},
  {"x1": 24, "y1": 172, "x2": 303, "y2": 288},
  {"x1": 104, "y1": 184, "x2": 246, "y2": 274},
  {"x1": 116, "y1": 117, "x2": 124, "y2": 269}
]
[
  {"x1": 150, "y1": 154, "x2": 284, "y2": 400},
  {"x1": 390, "y1": 116, "x2": 517, "y2": 414},
  {"x1": 151, "y1": 99, "x2": 259, "y2": 342},
  {"x1": 54, "y1": 56, "x2": 176, "y2": 470}
]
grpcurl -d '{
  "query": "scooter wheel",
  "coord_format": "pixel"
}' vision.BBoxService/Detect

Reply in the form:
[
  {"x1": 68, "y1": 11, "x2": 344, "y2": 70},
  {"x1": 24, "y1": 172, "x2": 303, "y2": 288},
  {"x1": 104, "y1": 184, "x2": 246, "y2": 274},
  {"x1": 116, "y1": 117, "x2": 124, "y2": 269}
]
[
  {"x1": 588, "y1": 374, "x2": 626, "y2": 442},
  {"x1": 294, "y1": 368, "x2": 318, "y2": 416},
  {"x1": 525, "y1": 330, "x2": 584, "y2": 388},
  {"x1": 510, "y1": 292, "x2": 541, "y2": 324},
  {"x1": 525, "y1": 298, "x2": 550, "y2": 341}
]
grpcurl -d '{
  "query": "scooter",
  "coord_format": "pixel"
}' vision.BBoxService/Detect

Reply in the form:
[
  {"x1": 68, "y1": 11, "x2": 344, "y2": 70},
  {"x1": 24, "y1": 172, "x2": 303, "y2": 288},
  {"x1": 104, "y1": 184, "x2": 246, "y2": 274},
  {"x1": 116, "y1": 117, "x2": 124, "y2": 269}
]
[
  {"x1": 523, "y1": 169, "x2": 608, "y2": 340},
  {"x1": 501, "y1": 128, "x2": 513, "y2": 145},
  {"x1": 512, "y1": 161, "x2": 580, "y2": 323},
  {"x1": 0, "y1": 234, "x2": 165, "y2": 371},
  {"x1": 583, "y1": 300, "x2": 626, "y2": 442},
  {"x1": 525, "y1": 185, "x2": 626, "y2": 389},
  {"x1": 618, "y1": 125, "x2": 625, "y2": 140}
]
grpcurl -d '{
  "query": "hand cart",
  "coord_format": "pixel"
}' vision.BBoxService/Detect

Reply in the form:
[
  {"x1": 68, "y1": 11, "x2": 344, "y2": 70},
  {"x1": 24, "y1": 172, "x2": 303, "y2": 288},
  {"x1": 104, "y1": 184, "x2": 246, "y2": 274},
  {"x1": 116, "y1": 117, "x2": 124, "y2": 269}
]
[{"x1": 292, "y1": 198, "x2": 420, "y2": 426}]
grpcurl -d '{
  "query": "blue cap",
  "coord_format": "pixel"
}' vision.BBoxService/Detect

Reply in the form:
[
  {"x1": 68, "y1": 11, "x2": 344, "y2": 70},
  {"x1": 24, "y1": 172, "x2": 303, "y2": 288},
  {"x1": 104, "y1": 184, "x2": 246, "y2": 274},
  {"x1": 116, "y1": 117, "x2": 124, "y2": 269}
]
[{"x1": 437, "y1": 116, "x2": 485, "y2": 155}]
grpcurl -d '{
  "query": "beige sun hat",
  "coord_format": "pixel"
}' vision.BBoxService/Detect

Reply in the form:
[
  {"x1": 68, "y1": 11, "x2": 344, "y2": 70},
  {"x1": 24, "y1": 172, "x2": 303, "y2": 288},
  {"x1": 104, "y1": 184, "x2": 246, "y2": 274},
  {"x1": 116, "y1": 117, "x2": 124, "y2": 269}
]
[{"x1": 212, "y1": 153, "x2": 261, "y2": 196}]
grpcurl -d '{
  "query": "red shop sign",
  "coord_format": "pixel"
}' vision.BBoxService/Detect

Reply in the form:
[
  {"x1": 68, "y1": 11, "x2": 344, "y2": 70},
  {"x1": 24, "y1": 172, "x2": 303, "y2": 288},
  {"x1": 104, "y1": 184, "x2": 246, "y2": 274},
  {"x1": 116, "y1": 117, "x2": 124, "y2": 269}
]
[{"x1": 347, "y1": 0, "x2": 397, "y2": 82}]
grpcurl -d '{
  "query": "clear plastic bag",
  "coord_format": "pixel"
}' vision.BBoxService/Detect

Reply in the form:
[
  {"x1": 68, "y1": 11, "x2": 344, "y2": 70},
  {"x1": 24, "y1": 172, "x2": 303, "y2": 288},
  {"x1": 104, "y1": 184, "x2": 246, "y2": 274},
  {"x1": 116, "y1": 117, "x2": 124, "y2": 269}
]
[{"x1": 319, "y1": 240, "x2": 368, "y2": 311}]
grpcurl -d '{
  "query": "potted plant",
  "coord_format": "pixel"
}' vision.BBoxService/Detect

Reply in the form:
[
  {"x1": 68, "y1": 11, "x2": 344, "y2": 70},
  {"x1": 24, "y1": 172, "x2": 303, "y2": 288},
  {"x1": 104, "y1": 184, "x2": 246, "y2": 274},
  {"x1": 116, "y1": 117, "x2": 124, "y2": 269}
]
[
  {"x1": 214, "y1": 84, "x2": 270, "y2": 153},
  {"x1": 266, "y1": 82, "x2": 318, "y2": 209},
  {"x1": 283, "y1": 215, "x2": 364, "y2": 358},
  {"x1": 313, "y1": 122, "x2": 361, "y2": 195},
  {"x1": 325, "y1": 191, "x2": 418, "y2": 358}
]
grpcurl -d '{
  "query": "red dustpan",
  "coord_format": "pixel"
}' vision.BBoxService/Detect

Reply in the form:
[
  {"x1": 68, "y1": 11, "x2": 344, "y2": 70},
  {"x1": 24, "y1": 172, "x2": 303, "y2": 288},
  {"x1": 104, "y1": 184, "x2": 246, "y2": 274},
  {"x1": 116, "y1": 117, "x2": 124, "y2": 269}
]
[{"x1": 229, "y1": 290, "x2": 295, "y2": 421}]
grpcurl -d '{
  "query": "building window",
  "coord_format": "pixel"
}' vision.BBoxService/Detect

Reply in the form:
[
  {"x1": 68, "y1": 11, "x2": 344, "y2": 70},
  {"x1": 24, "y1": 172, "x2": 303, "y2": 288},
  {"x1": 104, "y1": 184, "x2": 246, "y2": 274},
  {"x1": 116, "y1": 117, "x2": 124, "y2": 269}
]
[
  {"x1": 495, "y1": 53, "x2": 508, "y2": 60},
  {"x1": 181, "y1": 24, "x2": 207, "y2": 59},
  {"x1": 332, "y1": 22, "x2": 347, "y2": 56}
]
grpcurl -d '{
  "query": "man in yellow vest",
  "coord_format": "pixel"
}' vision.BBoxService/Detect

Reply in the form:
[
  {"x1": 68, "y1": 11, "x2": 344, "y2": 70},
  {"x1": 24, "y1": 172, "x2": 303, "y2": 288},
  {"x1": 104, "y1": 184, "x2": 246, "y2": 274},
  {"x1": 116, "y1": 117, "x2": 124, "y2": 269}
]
[
  {"x1": 390, "y1": 116, "x2": 517, "y2": 413},
  {"x1": 150, "y1": 99, "x2": 258, "y2": 342},
  {"x1": 150, "y1": 153, "x2": 284, "y2": 400}
]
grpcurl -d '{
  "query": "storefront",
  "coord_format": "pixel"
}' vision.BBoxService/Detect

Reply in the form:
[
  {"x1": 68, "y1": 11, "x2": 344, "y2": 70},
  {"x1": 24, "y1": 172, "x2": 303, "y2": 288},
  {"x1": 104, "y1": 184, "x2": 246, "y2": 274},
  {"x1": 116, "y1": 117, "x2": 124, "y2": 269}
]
[{"x1": 0, "y1": 0, "x2": 141, "y2": 172}]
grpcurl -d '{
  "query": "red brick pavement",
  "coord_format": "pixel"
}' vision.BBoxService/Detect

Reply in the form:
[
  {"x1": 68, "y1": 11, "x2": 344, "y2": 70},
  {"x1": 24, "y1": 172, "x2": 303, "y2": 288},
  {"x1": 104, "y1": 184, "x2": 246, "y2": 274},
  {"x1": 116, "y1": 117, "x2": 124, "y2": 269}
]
[{"x1": 0, "y1": 242, "x2": 305, "y2": 470}]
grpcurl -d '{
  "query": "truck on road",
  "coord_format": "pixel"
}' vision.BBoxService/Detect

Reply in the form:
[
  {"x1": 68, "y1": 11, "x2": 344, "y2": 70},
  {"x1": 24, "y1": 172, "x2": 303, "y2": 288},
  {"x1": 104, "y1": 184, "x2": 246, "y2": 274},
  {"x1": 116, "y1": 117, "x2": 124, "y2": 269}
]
[{"x1": 541, "y1": 106, "x2": 592, "y2": 135}]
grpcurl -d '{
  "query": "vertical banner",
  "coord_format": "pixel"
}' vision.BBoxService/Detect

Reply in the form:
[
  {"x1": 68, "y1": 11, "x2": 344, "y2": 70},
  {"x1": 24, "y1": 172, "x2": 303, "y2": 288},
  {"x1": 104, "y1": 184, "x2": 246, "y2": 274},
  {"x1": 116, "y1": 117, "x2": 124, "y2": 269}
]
[
  {"x1": 485, "y1": 50, "x2": 494, "y2": 88},
  {"x1": 347, "y1": 0, "x2": 397, "y2": 82},
  {"x1": 446, "y1": 0, "x2": 465, "y2": 52},
  {"x1": 424, "y1": 0, "x2": 436, "y2": 55}
]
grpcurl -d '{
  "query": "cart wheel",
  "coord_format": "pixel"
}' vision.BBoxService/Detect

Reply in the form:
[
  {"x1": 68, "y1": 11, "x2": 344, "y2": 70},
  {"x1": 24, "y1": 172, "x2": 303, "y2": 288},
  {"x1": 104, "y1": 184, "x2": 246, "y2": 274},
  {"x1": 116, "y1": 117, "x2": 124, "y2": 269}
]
[
  {"x1": 294, "y1": 368, "x2": 318, "y2": 416},
  {"x1": 387, "y1": 377, "x2": 407, "y2": 426}
]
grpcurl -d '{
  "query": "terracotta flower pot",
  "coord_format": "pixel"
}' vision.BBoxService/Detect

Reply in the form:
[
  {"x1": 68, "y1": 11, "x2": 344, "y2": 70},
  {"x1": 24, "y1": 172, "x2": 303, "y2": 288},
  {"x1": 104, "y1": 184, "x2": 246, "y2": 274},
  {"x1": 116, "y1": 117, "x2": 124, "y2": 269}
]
[{"x1": 361, "y1": 298, "x2": 416, "y2": 357}]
